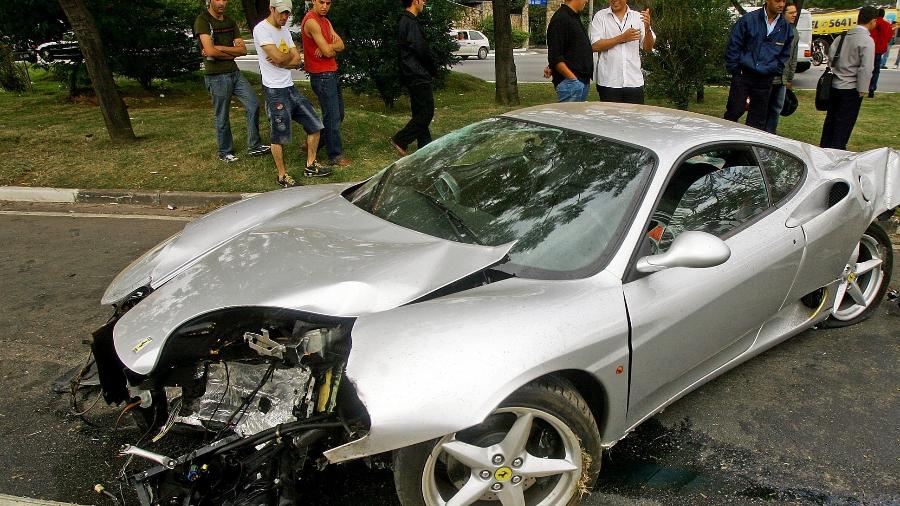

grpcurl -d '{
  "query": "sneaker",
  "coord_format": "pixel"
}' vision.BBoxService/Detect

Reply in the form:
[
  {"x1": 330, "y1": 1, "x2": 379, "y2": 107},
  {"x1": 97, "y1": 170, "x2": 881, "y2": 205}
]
[
  {"x1": 328, "y1": 156, "x2": 352, "y2": 167},
  {"x1": 389, "y1": 138, "x2": 407, "y2": 157},
  {"x1": 248, "y1": 145, "x2": 271, "y2": 157},
  {"x1": 277, "y1": 174, "x2": 297, "y2": 187},
  {"x1": 219, "y1": 153, "x2": 239, "y2": 163},
  {"x1": 304, "y1": 161, "x2": 333, "y2": 178}
]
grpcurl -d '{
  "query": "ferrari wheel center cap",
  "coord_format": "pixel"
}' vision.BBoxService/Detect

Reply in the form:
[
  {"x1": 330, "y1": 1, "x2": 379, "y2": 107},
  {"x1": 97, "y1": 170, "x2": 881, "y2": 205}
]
[
  {"x1": 847, "y1": 272, "x2": 857, "y2": 283},
  {"x1": 494, "y1": 467, "x2": 513, "y2": 482}
]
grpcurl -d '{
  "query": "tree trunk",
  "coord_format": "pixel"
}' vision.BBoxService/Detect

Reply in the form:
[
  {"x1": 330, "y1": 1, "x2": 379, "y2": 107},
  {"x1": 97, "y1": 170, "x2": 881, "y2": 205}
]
[
  {"x1": 696, "y1": 84, "x2": 704, "y2": 103},
  {"x1": 728, "y1": 0, "x2": 745, "y2": 16},
  {"x1": 241, "y1": 0, "x2": 269, "y2": 30},
  {"x1": 492, "y1": 0, "x2": 519, "y2": 106},
  {"x1": 58, "y1": 0, "x2": 135, "y2": 141}
]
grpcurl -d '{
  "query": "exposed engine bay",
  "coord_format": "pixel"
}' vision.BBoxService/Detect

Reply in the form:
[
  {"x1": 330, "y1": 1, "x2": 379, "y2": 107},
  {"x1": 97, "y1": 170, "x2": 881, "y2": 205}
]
[{"x1": 87, "y1": 292, "x2": 371, "y2": 505}]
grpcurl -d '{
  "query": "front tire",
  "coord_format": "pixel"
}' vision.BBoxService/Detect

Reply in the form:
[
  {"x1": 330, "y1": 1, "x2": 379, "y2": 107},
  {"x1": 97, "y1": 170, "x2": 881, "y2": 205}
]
[
  {"x1": 393, "y1": 379, "x2": 602, "y2": 506},
  {"x1": 820, "y1": 222, "x2": 893, "y2": 328},
  {"x1": 478, "y1": 47, "x2": 488, "y2": 60}
]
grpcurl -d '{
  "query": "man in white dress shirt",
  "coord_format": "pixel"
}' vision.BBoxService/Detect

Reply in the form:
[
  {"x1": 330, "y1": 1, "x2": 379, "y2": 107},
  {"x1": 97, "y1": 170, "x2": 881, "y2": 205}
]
[{"x1": 589, "y1": 0, "x2": 655, "y2": 103}]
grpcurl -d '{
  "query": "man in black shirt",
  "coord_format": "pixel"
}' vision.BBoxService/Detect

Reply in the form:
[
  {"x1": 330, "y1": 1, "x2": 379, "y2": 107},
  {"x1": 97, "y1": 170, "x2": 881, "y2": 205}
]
[
  {"x1": 547, "y1": 0, "x2": 593, "y2": 102},
  {"x1": 391, "y1": 0, "x2": 437, "y2": 156}
]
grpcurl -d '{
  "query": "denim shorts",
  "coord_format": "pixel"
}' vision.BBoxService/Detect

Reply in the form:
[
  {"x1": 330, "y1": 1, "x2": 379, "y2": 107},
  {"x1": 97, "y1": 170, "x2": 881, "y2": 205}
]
[{"x1": 263, "y1": 85, "x2": 324, "y2": 145}]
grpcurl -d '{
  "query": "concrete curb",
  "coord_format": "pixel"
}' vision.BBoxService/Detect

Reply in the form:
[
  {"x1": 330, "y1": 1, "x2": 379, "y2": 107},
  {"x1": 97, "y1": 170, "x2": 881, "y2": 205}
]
[
  {"x1": 0, "y1": 186, "x2": 258, "y2": 208},
  {"x1": 0, "y1": 495, "x2": 83, "y2": 506}
]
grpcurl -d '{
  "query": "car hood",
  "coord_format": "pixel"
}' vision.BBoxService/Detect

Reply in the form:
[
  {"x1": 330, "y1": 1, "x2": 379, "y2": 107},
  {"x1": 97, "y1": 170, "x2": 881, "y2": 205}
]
[{"x1": 108, "y1": 185, "x2": 514, "y2": 375}]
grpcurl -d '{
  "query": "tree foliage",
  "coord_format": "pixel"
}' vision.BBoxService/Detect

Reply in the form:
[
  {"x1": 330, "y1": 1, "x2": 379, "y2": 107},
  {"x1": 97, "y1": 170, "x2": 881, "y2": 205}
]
[
  {"x1": 323, "y1": 0, "x2": 460, "y2": 107},
  {"x1": 476, "y1": 16, "x2": 530, "y2": 48},
  {"x1": 644, "y1": 0, "x2": 732, "y2": 109},
  {"x1": 92, "y1": 0, "x2": 201, "y2": 89}
]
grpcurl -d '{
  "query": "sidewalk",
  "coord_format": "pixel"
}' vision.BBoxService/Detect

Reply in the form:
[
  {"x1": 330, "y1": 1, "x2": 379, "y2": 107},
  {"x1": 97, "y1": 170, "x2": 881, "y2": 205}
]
[
  {"x1": 0, "y1": 495, "x2": 82, "y2": 506},
  {"x1": 0, "y1": 186, "x2": 255, "y2": 208}
]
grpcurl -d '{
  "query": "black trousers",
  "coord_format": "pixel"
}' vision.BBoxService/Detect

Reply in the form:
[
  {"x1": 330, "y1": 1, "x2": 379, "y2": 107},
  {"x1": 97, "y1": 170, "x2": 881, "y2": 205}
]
[
  {"x1": 724, "y1": 72, "x2": 773, "y2": 130},
  {"x1": 393, "y1": 82, "x2": 434, "y2": 150},
  {"x1": 595, "y1": 85, "x2": 644, "y2": 104},
  {"x1": 820, "y1": 87, "x2": 863, "y2": 150}
]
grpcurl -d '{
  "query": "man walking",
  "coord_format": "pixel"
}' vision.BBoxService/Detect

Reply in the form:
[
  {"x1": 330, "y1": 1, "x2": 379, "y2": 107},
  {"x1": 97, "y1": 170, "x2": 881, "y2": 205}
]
[
  {"x1": 820, "y1": 6, "x2": 877, "y2": 150},
  {"x1": 589, "y1": 0, "x2": 655, "y2": 104},
  {"x1": 723, "y1": 0, "x2": 793, "y2": 130},
  {"x1": 302, "y1": 0, "x2": 351, "y2": 167},
  {"x1": 253, "y1": 0, "x2": 331, "y2": 187},
  {"x1": 764, "y1": 1, "x2": 798, "y2": 134},
  {"x1": 194, "y1": 0, "x2": 270, "y2": 163},
  {"x1": 867, "y1": 9, "x2": 892, "y2": 97},
  {"x1": 390, "y1": 0, "x2": 436, "y2": 157},
  {"x1": 547, "y1": 0, "x2": 592, "y2": 102}
]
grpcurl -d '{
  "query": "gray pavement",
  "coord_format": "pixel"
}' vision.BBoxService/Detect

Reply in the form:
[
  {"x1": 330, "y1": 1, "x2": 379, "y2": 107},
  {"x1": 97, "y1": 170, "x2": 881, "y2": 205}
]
[{"x1": 0, "y1": 200, "x2": 897, "y2": 505}]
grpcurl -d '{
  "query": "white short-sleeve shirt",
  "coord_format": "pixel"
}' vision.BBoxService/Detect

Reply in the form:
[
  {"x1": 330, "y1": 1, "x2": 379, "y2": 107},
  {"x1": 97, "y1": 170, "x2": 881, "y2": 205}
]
[
  {"x1": 252, "y1": 19, "x2": 295, "y2": 88},
  {"x1": 590, "y1": 7, "x2": 654, "y2": 88}
]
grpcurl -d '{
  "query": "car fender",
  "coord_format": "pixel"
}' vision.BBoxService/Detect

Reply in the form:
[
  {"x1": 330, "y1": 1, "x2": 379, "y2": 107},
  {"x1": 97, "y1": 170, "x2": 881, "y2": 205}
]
[{"x1": 324, "y1": 272, "x2": 630, "y2": 463}]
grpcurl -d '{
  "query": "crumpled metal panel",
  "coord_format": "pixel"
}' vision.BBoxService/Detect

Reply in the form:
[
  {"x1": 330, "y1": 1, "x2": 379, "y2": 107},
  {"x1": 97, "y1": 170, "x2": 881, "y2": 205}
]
[
  {"x1": 187, "y1": 362, "x2": 312, "y2": 437},
  {"x1": 111, "y1": 186, "x2": 514, "y2": 375},
  {"x1": 324, "y1": 272, "x2": 631, "y2": 463}
]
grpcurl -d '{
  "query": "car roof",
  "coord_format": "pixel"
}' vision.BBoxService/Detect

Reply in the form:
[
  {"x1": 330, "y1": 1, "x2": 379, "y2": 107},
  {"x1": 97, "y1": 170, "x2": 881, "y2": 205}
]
[{"x1": 501, "y1": 102, "x2": 801, "y2": 160}]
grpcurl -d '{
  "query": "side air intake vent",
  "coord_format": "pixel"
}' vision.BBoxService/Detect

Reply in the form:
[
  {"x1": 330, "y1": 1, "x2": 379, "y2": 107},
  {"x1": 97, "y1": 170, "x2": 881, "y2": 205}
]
[{"x1": 828, "y1": 182, "x2": 850, "y2": 207}]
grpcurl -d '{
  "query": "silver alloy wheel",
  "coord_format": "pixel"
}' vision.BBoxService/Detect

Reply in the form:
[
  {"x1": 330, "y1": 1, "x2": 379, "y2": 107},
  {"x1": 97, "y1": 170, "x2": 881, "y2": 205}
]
[
  {"x1": 831, "y1": 233, "x2": 885, "y2": 321},
  {"x1": 421, "y1": 407, "x2": 582, "y2": 506},
  {"x1": 478, "y1": 47, "x2": 488, "y2": 60}
]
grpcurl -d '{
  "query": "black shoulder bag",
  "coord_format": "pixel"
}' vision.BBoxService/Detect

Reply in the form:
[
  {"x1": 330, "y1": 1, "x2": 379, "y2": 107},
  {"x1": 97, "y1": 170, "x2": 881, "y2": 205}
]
[{"x1": 815, "y1": 32, "x2": 846, "y2": 111}]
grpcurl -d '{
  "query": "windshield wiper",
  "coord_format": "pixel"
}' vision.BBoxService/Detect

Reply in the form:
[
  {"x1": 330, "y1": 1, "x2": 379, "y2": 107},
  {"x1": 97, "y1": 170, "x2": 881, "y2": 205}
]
[{"x1": 413, "y1": 190, "x2": 484, "y2": 245}]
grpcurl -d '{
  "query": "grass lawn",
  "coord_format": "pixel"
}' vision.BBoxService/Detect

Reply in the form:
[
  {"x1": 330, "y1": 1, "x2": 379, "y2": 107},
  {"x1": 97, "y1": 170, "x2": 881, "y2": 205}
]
[{"x1": 0, "y1": 68, "x2": 897, "y2": 193}]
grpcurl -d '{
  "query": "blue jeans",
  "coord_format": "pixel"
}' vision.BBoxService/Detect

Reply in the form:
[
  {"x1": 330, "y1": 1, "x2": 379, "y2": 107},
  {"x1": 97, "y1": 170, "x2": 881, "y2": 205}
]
[
  {"x1": 310, "y1": 72, "x2": 345, "y2": 161},
  {"x1": 263, "y1": 85, "x2": 324, "y2": 146},
  {"x1": 869, "y1": 53, "x2": 883, "y2": 93},
  {"x1": 204, "y1": 71, "x2": 263, "y2": 157},
  {"x1": 764, "y1": 84, "x2": 786, "y2": 134},
  {"x1": 556, "y1": 78, "x2": 589, "y2": 102}
]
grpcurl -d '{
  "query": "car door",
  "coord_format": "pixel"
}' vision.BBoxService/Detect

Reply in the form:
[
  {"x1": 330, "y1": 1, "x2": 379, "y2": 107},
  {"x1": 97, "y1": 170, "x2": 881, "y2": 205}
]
[{"x1": 623, "y1": 144, "x2": 805, "y2": 425}]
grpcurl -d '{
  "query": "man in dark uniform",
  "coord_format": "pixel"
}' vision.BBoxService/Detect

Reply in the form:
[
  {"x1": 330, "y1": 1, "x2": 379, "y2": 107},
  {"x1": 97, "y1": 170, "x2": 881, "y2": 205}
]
[{"x1": 390, "y1": 0, "x2": 436, "y2": 157}]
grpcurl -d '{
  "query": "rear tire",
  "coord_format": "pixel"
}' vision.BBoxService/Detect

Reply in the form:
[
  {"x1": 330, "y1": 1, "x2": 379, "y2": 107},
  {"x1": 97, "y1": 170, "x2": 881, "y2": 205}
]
[{"x1": 820, "y1": 222, "x2": 893, "y2": 328}]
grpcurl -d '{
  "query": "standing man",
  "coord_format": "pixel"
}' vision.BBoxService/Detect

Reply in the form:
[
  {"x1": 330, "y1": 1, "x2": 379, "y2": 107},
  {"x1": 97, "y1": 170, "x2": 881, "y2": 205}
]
[
  {"x1": 867, "y1": 9, "x2": 892, "y2": 97},
  {"x1": 390, "y1": 0, "x2": 436, "y2": 157},
  {"x1": 723, "y1": 0, "x2": 793, "y2": 130},
  {"x1": 589, "y1": 0, "x2": 655, "y2": 104},
  {"x1": 546, "y1": 0, "x2": 593, "y2": 102},
  {"x1": 302, "y1": 0, "x2": 351, "y2": 167},
  {"x1": 194, "y1": 0, "x2": 270, "y2": 163},
  {"x1": 820, "y1": 6, "x2": 877, "y2": 150},
  {"x1": 764, "y1": 1, "x2": 798, "y2": 134},
  {"x1": 254, "y1": 0, "x2": 331, "y2": 187}
]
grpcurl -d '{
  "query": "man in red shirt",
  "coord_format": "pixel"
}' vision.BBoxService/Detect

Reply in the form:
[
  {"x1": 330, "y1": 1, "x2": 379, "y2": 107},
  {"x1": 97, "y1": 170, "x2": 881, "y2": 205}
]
[
  {"x1": 868, "y1": 8, "x2": 892, "y2": 97},
  {"x1": 302, "y1": 0, "x2": 351, "y2": 167}
]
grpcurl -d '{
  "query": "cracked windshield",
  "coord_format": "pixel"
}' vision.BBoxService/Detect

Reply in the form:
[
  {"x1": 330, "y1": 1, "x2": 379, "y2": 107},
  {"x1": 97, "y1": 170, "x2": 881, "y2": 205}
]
[{"x1": 349, "y1": 118, "x2": 655, "y2": 276}]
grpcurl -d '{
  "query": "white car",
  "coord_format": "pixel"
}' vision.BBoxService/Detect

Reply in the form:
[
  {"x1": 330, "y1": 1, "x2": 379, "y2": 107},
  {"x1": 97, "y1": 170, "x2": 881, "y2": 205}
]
[{"x1": 452, "y1": 29, "x2": 490, "y2": 60}]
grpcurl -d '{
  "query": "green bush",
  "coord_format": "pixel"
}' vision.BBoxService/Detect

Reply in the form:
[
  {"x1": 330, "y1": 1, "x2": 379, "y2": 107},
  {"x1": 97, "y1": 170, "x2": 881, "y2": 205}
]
[
  {"x1": 324, "y1": 0, "x2": 461, "y2": 107},
  {"x1": 644, "y1": 0, "x2": 732, "y2": 109},
  {"x1": 476, "y1": 16, "x2": 530, "y2": 48}
]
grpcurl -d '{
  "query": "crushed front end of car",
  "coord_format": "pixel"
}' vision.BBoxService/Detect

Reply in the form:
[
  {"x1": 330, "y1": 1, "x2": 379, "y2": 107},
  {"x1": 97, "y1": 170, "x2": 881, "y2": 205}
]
[{"x1": 92, "y1": 301, "x2": 370, "y2": 505}]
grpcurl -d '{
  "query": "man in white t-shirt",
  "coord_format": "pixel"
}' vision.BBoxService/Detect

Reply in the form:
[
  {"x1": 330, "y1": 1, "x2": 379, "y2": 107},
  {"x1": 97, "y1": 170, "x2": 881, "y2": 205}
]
[
  {"x1": 253, "y1": 0, "x2": 330, "y2": 188},
  {"x1": 589, "y1": 0, "x2": 655, "y2": 104}
]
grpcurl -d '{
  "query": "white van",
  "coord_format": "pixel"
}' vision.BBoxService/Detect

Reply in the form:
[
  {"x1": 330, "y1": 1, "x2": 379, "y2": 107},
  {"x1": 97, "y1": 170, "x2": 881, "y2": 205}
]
[{"x1": 795, "y1": 9, "x2": 812, "y2": 73}]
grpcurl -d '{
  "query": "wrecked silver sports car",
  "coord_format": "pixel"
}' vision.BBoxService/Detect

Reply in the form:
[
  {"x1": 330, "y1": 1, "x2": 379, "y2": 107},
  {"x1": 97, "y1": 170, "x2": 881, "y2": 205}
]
[{"x1": 91, "y1": 103, "x2": 898, "y2": 505}]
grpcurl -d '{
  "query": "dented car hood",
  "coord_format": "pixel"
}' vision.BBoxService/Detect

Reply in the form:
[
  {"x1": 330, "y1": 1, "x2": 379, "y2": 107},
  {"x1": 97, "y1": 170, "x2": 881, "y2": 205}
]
[{"x1": 106, "y1": 185, "x2": 513, "y2": 375}]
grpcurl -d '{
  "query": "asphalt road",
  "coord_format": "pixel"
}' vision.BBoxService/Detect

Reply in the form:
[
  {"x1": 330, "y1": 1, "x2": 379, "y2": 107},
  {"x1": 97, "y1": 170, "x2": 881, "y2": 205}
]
[
  {"x1": 240, "y1": 49, "x2": 900, "y2": 90},
  {"x1": 0, "y1": 201, "x2": 897, "y2": 505}
]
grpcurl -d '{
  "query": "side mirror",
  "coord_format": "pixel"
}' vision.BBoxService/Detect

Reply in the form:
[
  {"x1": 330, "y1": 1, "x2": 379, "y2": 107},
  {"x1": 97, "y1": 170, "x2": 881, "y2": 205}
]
[{"x1": 636, "y1": 231, "x2": 731, "y2": 273}]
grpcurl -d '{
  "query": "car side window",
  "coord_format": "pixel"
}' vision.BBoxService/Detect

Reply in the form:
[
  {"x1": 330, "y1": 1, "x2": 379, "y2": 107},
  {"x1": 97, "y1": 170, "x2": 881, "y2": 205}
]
[
  {"x1": 755, "y1": 147, "x2": 805, "y2": 204},
  {"x1": 470, "y1": 31, "x2": 484, "y2": 40},
  {"x1": 646, "y1": 147, "x2": 770, "y2": 254}
]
